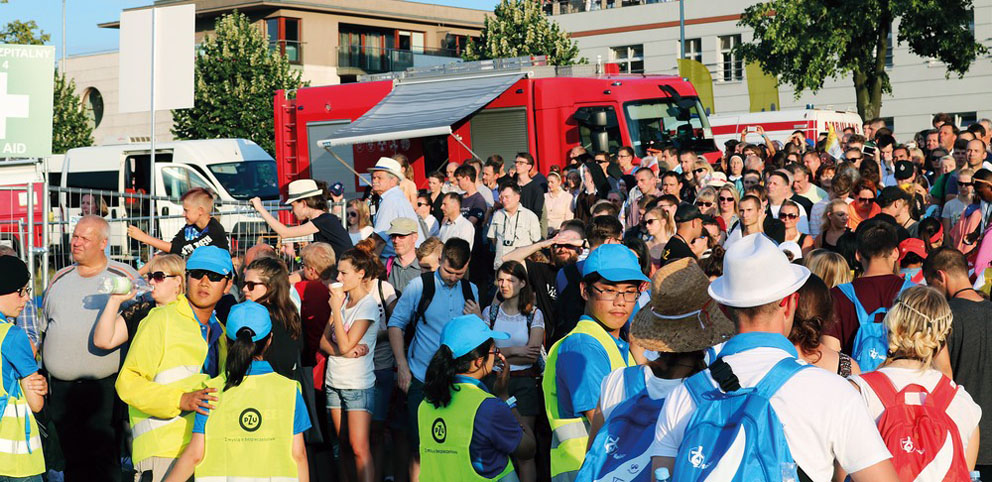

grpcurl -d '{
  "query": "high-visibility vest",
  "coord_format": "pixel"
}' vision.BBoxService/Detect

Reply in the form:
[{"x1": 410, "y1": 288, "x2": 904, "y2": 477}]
[
  {"x1": 195, "y1": 372, "x2": 300, "y2": 481},
  {"x1": 0, "y1": 323, "x2": 45, "y2": 477},
  {"x1": 418, "y1": 382, "x2": 519, "y2": 481},
  {"x1": 120, "y1": 297, "x2": 228, "y2": 463},
  {"x1": 542, "y1": 319, "x2": 632, "y2": 482}
]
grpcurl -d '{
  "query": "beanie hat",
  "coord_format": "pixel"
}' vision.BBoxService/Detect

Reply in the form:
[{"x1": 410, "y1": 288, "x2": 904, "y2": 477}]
[{"x1": 0, "y1": 256, "x2": 30, "y2": 296}]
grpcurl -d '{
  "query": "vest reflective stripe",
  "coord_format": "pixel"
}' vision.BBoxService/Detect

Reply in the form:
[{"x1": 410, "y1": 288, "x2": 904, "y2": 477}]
[
  {"x1": 153, "y1": 365, "x2": 200, "y2": 384},
  {"x1": 542, "y1": 320, "x2": 631, "y2": 481},
  {"x1": 419, "y1": 382, "x2": 517, "y2": 481},
  {"x1": 195, "y1": 373, "x2": 299, "y2": 480},
  {"x1": 132, "y1": 414, "x2": 183, "y2": 439},
  {"x1": 196, "y1": 477, "x2": 298, "y2": 482},
  {"x1": 0, "y1": 323, "x2": 45, "y2": 477}
]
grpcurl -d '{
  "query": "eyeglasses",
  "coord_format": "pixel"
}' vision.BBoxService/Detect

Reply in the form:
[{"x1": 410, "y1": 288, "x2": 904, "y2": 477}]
[
  {"x1": 696, "y1": 201, "x2": 714, "y2": 208},
  {"x1": 16, "y1": 285, "x2": 31, "y2": 298},
  {"x1": 188, "y1": 269, "x2": 230, "y2": 283},
  {"x1": 147, "y1": 271, "x2": 178, "y2": 282},
  {"x1": 694, "y1": 168, "x2": 708, "y2": 174},
  {"x1": 416, "y1": 202, "x2": 430, "y2": 207},
  {"x1": 347, "y1": 212, "x2": 358, "y2": 217},
  {"x1": 857, "y1": 197, "x2": 875, "y2": 203},
  {"x1": 719, "y1": 196, "x2": 735, "y2": 203},
  {"x1": 244, "y1": 281, "x2": 266, "y2": 291},
  {"x1": 959, "y1": 181, "x2": 974, "y2": 187},
  {"x1": 780, "y1": 212, "x2": 799, "y2": 220},
  {"x1": 589, "y1": 285, "x2": 640, "y2": 303}
]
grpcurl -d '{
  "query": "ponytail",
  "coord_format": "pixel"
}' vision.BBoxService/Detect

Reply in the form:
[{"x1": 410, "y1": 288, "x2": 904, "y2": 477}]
[
  {"x1": 423, "y1": 339, "x2": 494, "y2": 409},
  {"x1": 224, "y1": 327, "x2": 270, "y2": 391}
]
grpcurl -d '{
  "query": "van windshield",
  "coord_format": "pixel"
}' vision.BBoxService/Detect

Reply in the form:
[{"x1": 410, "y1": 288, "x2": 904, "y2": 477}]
[
  {"x1": 208, "y1": 161, "x2": 280, "y2": 200},
  {"x1": 624, "y1": 98, "x2": 718, "y2": 157}
]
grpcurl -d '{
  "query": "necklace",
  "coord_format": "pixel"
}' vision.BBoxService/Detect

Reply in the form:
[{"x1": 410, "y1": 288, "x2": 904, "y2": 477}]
[{"x1": 952, "y1": 287, "x2": 978, "y2": 299}]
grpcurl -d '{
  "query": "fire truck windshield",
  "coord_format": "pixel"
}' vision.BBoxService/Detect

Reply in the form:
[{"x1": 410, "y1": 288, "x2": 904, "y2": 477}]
[
  {"x1": 623, "y1": 98, "x2": 716, "y2": 157},
  {"x1": 208, "y1": 161, "x2": 281, "y2": 200}
]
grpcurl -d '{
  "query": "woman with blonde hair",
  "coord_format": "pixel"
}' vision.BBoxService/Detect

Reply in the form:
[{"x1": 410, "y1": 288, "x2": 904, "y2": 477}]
[
  {"x1": 692, "y1": 159, "x2": 714, "y2": 191},
  {"x1": 346, "y1": 199, "x2": 374, "y2": 245},
  {"x1": 716, "y1": 184, "x2": 739, "y2": 230},
  {"x1": 544, "y1": 170, "x2": 574, "y2": 236},
  {"x1": 815, "y1": 198, "x2": 853, "y2": 254},
  {"x1": 694, "y1": 186, "x2": 718, "y2": 217},
  {"x1": 850, "y1": 286, "x2": 981, "y2": 475},
  {"x1": 93, "y1": 254, "x2": 184, "y2": 349},
  {"x1": 393, "y1": 153, "x2": 419, "y2": 207},
  {"x1": 643, "y1": 205, "x2": 675, "y2": 270},
  {"x1": 803, "y1": 249, "x2": 853, "y2": 288}
]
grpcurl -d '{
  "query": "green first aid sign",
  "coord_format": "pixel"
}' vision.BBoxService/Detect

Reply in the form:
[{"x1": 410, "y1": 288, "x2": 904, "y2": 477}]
[{"x1": 0, "y1": 44, "x2": 54, "y2": 158}]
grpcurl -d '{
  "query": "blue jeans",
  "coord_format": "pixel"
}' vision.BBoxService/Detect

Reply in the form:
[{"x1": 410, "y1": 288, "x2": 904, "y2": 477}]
[
  {"x1": 0, "y1": 475, "x2": 44, "y2": 482},
  {"x1": 326, "y1": 386, "x2": 376, "y2": 413}
]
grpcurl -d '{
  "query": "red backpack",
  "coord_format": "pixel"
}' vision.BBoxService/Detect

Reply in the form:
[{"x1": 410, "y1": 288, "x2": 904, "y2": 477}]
[{"x1": 860, "y1": 371, "x2": 971, "y2": 482}]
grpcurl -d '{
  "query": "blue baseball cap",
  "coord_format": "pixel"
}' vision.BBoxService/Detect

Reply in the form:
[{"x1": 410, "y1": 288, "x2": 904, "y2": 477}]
[
  {"x1": 226, "y1": 301, "x2": 272, "y2": 342},
  {"x1": 186, "y1": 246, "x2": 233, "y2": 276},
  {"x1": 441, "y1": 315, "x2": 510, "y2": 358},
  {"x1": 582, "y1": 244, "x2": 650, "y2": 283}
]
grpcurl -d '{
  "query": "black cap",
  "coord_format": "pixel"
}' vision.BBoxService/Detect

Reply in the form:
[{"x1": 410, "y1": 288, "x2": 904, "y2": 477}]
[
  {"x1": 894, "y1": 161, "x2": 915, "y2": 181},
  {"x1": 0, "y1": 256, "x2": 29, "y2": 296},
  {"x1": 644, "y1": 139, "x2": 662, "y2": 152},
  {"x1": 674, "y1": 203, "x2": 702, "y2": 223},
  {"x1": 878, "y1": 186, "x2": 912, "y2": 208}
]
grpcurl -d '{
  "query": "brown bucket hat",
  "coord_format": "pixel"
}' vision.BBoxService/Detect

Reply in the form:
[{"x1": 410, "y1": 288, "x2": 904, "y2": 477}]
[{"x1": 630, "y1": 257, "x2": 735, "y2": 353}]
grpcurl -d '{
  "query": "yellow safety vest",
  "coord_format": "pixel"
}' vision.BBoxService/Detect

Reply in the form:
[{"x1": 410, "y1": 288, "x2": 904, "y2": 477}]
[
  {"x1": 116, "y1": 296, "x2": 228, "y2": 463},
  {"x1": 0, "y1": 322, "x2": 45, "y2": 477},
  {"x1": 542, "y1": 318, "x2": 631, "y2": 482},
  {"x1": 195, "y1": 372, "x2": 300, "y2": 481},
  {"x1": 418, "y1": 381, "x2": 519, "y2": 481}
]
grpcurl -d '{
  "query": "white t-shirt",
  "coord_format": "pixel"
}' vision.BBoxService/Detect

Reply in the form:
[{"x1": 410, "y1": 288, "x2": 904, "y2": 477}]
[
  {"x1": 325, "y1": 293, "x2": 379, "y2": 390},
  {"x1": 349, "y1": 226, "x2": 374, "y2": 245},
  {"x1": 599, "y1": 365, "x2": 685, "y2": 420},
  {"x1": 439, "y1": 215, "x2": 476, "y2": 250},
  {"x1": 484, "y1": 304, "x2": 545, "y2": 371},
  {"x1": 850, "y1": 367, "x2": 981, "y2": 456},
  {"x1": 942, "y1": 198, "x2": 969, "y2": 228},
  {"x1": 652, "y1": 347, "x2": 892, "y2": 481}
]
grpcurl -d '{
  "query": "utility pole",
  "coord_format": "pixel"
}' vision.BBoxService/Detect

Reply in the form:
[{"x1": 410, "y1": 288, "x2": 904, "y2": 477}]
[
  {"x1": 61, "y1": 0, "x2": 66, "y2": 70},
  {"x1": 679, "y1": 0, "x2": 686, "y2": 59}
]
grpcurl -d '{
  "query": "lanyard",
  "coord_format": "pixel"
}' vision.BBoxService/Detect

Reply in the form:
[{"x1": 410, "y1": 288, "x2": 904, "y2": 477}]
[{"x1": 501, "y1": 210, "x2": 521, "y2": 243}]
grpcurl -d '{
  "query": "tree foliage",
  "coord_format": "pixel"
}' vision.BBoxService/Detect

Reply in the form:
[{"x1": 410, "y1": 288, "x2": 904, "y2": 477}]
[
  {"x1": 738, "y1": 0, "x2": 987, "y2": 119},
  {"x1": 463, "y1": 0, "x2": 584, "y2": 66},
  {"x1": 52, "y1": 70, "x2": 93, "y2": 153},
  {"x1": 171, "y1": 12, "x2": 306, "y2": 156}
]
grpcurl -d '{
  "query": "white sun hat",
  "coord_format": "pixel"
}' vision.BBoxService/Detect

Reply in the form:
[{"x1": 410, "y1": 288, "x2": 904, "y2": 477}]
[
  {"x1": 284, "y1": 179, "x2": 323, "y2": 205},
  {"x1": 708, "y1": 233, "x2": 810, "y2": 308},
  {"x1": 367, "y1": 156, "x2": 405, "y2": 181}
]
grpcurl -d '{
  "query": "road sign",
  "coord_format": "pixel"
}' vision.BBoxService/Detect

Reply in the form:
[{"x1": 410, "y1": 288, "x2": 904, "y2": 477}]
[{"x1": 0, "y1": 44, "x2": 55, "y2": 158}]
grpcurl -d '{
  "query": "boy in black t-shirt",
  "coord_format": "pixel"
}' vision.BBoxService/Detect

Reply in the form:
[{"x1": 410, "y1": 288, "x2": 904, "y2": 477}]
[{"x1": 127, "y1": 187, "x2": 229, "y2": 258}]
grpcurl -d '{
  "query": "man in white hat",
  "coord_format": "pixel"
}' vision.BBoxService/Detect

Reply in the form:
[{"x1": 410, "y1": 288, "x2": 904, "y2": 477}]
[
  {"x1": 368, "y1": 156, "x2": 425, "y2": 260},
  {"x1": 650, "y1": 234, "x2": 899, "y2": 481}
]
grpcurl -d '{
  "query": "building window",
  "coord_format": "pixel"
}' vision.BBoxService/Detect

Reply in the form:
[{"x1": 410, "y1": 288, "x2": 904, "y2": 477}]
[
  {"x1": 610, "y1": 45, "x2": 644, "y2": 74},
  {"x1": 683, "y1": 38, "x2": 702, "y2": 63},
  {"x1": 885, "y1": 28, "x2": 893, "y2": 68},
  {"x1": 718, "y1": 34, "x2": 742, "y2": 81},
  {"x1": 82, "y1": 87, "x2": 103, "y2": 129},
  {"x1": 951, "y1": 112, "x2": 977, "y2": 128},
  {"x1": 267, "y1": 17, "x2": 301, "y2": 64}
]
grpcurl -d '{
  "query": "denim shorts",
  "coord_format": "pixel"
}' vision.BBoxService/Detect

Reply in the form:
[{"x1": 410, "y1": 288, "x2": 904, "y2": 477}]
[{"x1": 326, "y1": 385, "x2": 375, "y2": 413}]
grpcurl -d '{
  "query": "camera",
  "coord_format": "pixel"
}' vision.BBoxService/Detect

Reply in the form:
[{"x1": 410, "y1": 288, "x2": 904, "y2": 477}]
[{"x1": 502, "y1": 239, "x2": 515, "y2": 247}]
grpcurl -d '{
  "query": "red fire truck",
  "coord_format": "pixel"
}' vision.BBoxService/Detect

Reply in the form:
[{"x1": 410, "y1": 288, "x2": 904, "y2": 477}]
[{"x1": 273, "y1": 56, "x2": 720, "y2": 193}]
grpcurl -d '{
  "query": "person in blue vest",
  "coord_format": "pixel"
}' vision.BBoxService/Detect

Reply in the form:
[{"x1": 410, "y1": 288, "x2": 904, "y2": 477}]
[
  {"x1": 579, "y1": 257, "x2": 734, "y2": 482},
  {"x1": 650, "y1": 233, "x2": 900, "y2": 481},
  {"x1": 418, "y1": 314, "x2": 535, "y2": 481},
  {"x1": 542, "y1": 243, "x2": 650, "y2": 480}
]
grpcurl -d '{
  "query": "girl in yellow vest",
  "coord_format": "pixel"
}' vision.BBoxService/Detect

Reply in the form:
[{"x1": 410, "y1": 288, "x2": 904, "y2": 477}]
[
  {"x1": 164, "y1": 301, "x2": 312, "y2": 481},
  {"x1": 0, "y1": 256, "x2": 48, "y2": 481},
  {"x1": 419, "y1": 314, "x2": 536, "y2": 482}
]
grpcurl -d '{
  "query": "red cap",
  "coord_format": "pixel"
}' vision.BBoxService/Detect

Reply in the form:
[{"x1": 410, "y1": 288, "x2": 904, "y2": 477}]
[{"x1": 898, "y1": 238, "x2": 927, "y2": 264}]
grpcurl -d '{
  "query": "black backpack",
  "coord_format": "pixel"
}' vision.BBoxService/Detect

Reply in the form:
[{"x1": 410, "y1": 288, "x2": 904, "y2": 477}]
[
  {"x1": 551, "y1": 263, "x2": 585, "y2": 345},
  {"x1": 405, "y1": 272, "x2": 475, "y2": 348}
]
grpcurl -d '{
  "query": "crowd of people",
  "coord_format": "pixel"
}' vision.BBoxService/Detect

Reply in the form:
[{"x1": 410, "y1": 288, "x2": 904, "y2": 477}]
[{"x1": 2, "y1": 112, "x2": 992, "y2": 482}]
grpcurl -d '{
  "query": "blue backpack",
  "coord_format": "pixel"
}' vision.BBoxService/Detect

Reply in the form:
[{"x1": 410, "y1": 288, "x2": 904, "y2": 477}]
[
  {"x1": 835, "y1": 279, "x2": 914, "y2": 372},
  {"x1": 673, "y1": 357, "x2": 810, "y2": 481},
  {"x1": 577, "y1": 366, "x2": 665, "y2": 482}
]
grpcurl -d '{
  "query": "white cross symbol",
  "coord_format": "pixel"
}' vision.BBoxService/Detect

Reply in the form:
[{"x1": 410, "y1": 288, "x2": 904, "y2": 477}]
[{"x1": 0, "y1": 72, "x2": 30, "y2": 138}]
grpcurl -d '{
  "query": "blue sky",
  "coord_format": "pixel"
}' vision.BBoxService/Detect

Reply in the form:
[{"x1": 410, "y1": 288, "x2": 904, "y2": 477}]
[{"x1": 0, "y1": 0, "x2": 498, "y2": 59}]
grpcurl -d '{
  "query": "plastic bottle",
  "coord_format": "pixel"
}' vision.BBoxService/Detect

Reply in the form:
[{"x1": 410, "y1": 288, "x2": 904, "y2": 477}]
[
  {"x1": 654, "y1": 467, "x2": 670, "y2": 482},
  {"x1": 99, "y1": 276, "x2": 151, "y2": 296},
  {"x1": 971, "y1": 471, "x2": 982, "y2": 482}
]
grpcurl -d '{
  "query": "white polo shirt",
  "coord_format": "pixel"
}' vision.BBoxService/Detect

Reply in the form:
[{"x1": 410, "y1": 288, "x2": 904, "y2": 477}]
[
  {"x1": 488, "y1": 206, "x2": 542, "y2": 270},
  {"x1": 652, "y1": 345, "x2": 892, "y2": 481}
]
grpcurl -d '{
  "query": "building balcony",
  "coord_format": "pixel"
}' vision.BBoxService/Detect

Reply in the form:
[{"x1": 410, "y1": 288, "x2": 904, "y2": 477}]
[
  {"x1": 337, "y1": 45, "x2": 461, "y2": 74},
  {"x1": 544, "y1": 0, "x2": 675, "y2": 15}
]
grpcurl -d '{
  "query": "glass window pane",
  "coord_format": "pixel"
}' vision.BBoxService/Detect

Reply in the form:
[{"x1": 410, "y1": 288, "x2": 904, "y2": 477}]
[{"x1": 285, "y1": 19, "x2": 299, "y2": 42}]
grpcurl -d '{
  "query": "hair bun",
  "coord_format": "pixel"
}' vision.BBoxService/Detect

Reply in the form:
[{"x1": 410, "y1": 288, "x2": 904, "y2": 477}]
[{"x1": 354, "y1": 238, "x2": 376, "y2": 256}]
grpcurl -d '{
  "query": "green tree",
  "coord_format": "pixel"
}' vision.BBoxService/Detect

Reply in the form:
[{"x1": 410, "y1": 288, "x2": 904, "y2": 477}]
[
  {"x1": 171, "y1": 12, "x2": 305, "y2": 155},
  {"x1": 738, "y1": 0, "x2": 987, "y2": 120},
  {"x1": 52, "y1": 71, "x2": 93, "y2": 153},
  {"x1": 463, "y1": 0, "x2": 584, "y2": 66}
]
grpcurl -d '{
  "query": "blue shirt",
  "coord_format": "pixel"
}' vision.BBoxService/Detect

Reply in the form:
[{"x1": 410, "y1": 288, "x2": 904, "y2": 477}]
[
  {"x1": 190, "y1": 303, "x2": 223, "y2": 378},
  {"x1": 387, "y1": 271, "x2": 479, "y2": 382},
  {"x1": 193, "y1": 361, "x2": 311, "y2": 434},
  {"x1": 13, "y1": 299, "x2": 39, "y2": 349},
  {"x1": 554, "y1": 316, "x2": 629, "y2": 418},
  {"x1": 374, "y1": 185, "x2": 426, "y2": 259},
  {"x1": 1, "y1": 322, "x2": 39, "y2": 397},
  {"x1": 453, "y1": 375, "x2": 523, "y2": 479}
]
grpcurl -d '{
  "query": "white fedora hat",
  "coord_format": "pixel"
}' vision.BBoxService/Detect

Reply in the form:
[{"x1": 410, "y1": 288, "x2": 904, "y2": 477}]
[
  {"x1": 708, "y1": 233, "x2": 810, "y2": 308},
  {"x1": 284, "y1": 179, "x2": 324, "y2": 205},
  {"x1": 367, "y1": 157, "x2": 405, "y2": 181}
]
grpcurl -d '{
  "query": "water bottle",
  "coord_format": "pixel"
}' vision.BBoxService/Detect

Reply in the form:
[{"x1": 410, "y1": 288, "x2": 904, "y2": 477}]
[
  {"x1": 99, "y1": 276, "x2": 150, "y2": 296},
  {"x1": 654, "y1": 467, "x2": 670, "y2": 482},
  {"x1": 971, "y1": 471, "x2": 982, "y2": 482}
]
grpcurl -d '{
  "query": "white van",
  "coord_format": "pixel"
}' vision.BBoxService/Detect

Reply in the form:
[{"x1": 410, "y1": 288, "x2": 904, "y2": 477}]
[
  {"x1": 709, "y1": 109, "x2": 864, "y2": 153},
  {"x1": 53, "y1": 138, "x2": 280, "y2": 259}
]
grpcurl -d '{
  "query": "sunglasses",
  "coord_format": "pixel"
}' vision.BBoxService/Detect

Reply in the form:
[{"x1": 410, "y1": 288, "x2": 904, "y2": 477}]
[
  {"x1": 147, "y1": 271, "x2": 178, "y2": 282},
  {"x1": 347, "y1": 212, "x2": 358, "y2": 217},
  {"x1": 719, "y1": 196, "x2": 735, "y2": 202},
  {"x1": 858, "y1": 197, "x2": 875, "y2": 203},
  {"x1": 694, "y1": 168, "x2": 708, "y2": 174},
  {"x1": 552, "y1": 243, "x2": 581, "y2": 250},
  {"x1": 188, "y1": 269, "x2": 230, "y2": 283},
  {"x1": 780, "y1": 212, "x2": 799, "y2": 220},
  {"x1": 644, "y1": 218, "x2": 659, "y2": 225},
  {"x1": 696, "y1": 201, "x2": 714, "y2": 208},
  {"x1": 243, "y1": 281, "x2": 266, "y2": 291},
  {"x1": 959, "y1": 181, "x2": 974, "y2": 187},
  {"x1": 416, "y1": 202, "x2": 430, "y2": 207},
  {"x1": 846, "y1": 156, "x2": 863, "y2": 161}
]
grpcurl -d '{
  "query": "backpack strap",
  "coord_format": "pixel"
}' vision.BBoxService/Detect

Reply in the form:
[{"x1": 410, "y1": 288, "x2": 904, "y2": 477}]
[
  {"x1": 836, "y1": 282, "x2": 886, "y2": 326},
  {"x1": 898, "y1": 278, "x2": 916, "y2": 294},
  {"x1": 754, "y1": 358, "x2": 809, "y2": 399},
  {"x1": 925, "y1": 375, "x2": 960, "y2": 413},
  {"x1": 415, "y1": 272, "x2": 435, "y2": 325},
  {"x1": 683, "y1": 370, "x2": 716, "y2": 406},
  {"x1": 525, "y1": 308, "x2": 535, "y2": 332},
  {"x1": 386, "y1": 256, "x2": 395, "y2": 276},
  {"x1": 460, "y1": 279, "x2": 474, "y2": 304},
  {"x1": 859, "y1": 371, "x2": 901, "y2": 409},
  {"x1": 488, "y1": 303, "x2": 499, "y2": 329},
  {"x1": 621, "y1": 366, "x2": 646, "y2": 400}
]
